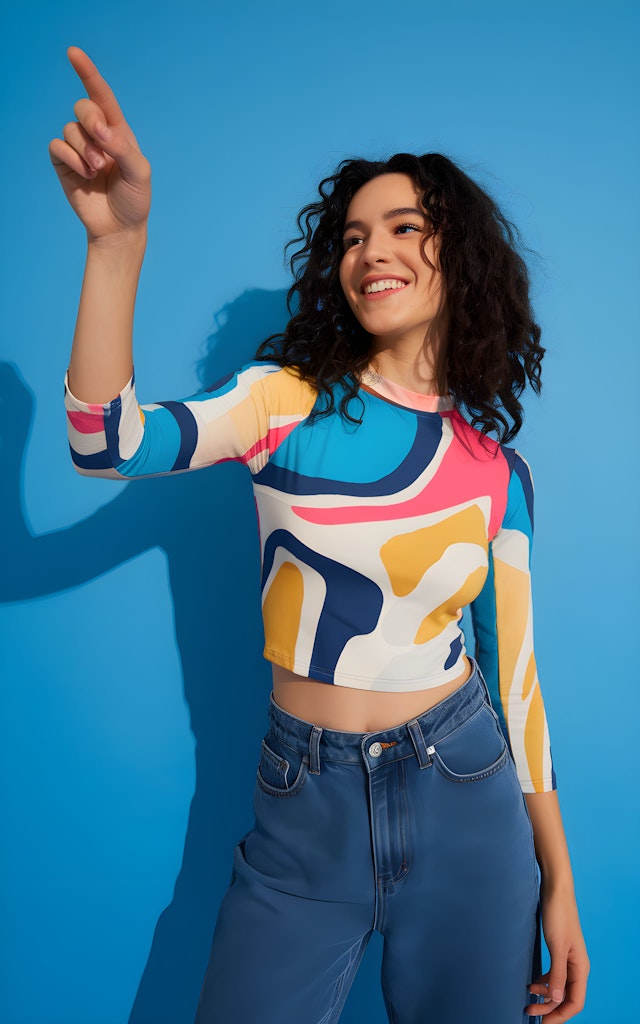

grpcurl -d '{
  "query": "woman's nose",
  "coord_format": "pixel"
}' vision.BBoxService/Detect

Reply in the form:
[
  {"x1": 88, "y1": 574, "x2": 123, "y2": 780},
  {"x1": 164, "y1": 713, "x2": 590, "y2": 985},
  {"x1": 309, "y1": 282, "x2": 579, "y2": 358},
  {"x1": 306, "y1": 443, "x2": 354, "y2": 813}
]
[{"x1": 361, "y1": 231, "x2": 392, "y2": 264}]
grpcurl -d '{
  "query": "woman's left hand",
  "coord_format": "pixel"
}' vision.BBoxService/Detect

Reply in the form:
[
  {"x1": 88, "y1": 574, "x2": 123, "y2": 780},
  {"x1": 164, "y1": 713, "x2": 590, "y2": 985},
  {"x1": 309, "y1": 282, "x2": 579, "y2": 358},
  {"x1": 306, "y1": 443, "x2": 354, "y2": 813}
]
[{"x1": 526, "y1": 887, "x2": 590, "y2": 1020}]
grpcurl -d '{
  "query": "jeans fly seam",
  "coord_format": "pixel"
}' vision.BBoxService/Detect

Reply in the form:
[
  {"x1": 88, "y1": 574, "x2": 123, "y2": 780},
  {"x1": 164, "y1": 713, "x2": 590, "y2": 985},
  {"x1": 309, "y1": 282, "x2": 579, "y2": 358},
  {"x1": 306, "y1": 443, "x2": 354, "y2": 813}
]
[{"x1": 388, "y1": 760, "x2": 410, "y2": 886}]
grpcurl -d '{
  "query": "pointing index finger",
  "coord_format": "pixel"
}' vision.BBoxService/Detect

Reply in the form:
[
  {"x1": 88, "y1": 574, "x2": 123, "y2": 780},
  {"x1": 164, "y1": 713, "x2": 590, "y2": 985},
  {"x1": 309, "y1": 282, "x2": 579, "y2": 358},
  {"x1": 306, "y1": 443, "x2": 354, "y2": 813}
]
[{"x1": 67, "y1": 45, "x2": 126, "y2": 126}]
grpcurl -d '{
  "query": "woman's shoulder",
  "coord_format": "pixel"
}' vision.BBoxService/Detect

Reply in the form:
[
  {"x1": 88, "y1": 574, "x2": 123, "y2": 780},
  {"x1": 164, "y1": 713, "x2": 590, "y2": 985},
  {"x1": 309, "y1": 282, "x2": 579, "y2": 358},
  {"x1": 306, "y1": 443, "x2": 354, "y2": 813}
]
[
  {"x1": 233, "y1": 360, "x2": 318, "y2": 417},
  {"x1": 446, "y1": 408, "x2": 533, "y2": 476},
  {"x1": 203, "y1": 359, "x2": 311, "y2": 394}
]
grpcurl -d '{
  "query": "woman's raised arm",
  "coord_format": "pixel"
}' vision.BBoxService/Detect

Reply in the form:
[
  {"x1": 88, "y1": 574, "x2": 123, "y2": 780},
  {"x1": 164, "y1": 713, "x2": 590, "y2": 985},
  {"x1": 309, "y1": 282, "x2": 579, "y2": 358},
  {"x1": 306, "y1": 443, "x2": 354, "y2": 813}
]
[{"x1": 49, "y1": 46, "x2": 151, "y2": 403}]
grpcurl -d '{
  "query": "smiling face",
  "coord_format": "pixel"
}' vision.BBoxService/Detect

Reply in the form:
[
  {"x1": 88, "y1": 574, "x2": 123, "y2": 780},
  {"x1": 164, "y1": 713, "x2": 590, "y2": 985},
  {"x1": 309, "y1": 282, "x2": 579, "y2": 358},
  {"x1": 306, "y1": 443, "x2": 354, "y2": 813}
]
[{"x1": 338, "y1": 172, "x2": 446, "y2": 356}]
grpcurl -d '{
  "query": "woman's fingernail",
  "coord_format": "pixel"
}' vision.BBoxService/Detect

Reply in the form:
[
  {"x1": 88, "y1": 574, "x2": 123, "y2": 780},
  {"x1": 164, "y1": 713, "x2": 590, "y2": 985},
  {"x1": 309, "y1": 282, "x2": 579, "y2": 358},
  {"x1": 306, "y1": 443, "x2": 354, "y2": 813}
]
[
  {"x1": 95, "y1": 121, "x2": 111, "y2": 140},
  {"x1": 551, "y1": 989, "x2": 564, "y2": 1002}
]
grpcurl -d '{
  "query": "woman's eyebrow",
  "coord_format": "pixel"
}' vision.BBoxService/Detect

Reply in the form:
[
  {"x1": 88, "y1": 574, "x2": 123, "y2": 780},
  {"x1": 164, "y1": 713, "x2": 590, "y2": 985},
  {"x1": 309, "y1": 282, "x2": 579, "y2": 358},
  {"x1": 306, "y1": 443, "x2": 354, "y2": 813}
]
[
  {"x1": 383, "y1": 206, "x2": 425, "y2": 220},
  {"x1": 343, "y1": 207, "x2": 426, "y2": 233}
]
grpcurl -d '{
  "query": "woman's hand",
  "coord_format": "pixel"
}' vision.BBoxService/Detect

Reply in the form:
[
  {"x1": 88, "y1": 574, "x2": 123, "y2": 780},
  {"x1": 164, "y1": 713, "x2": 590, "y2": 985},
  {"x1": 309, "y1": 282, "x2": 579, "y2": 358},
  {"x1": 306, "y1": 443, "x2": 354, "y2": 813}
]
[
  {"x1": 49, "y1": 46, "x2": 151, "y2": 243},
  {"x1": 526, "y1": 887, "x2": 590, "y2": 1021}
]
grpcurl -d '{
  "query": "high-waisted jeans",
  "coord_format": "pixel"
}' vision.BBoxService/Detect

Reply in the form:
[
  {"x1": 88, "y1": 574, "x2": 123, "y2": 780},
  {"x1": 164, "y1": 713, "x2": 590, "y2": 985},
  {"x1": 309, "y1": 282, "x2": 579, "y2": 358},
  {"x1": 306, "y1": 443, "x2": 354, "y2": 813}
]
[{"x1": 195, "y1": 660, "x2": 543, "y2": 1024}]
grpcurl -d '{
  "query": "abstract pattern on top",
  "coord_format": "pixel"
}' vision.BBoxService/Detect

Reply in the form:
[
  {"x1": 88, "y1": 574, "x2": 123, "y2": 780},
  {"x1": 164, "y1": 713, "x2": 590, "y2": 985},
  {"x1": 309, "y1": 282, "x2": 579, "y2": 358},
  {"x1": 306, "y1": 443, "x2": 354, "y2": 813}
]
[{"x1": 65, "y1": 361, "x2": 555, "y2": 792}]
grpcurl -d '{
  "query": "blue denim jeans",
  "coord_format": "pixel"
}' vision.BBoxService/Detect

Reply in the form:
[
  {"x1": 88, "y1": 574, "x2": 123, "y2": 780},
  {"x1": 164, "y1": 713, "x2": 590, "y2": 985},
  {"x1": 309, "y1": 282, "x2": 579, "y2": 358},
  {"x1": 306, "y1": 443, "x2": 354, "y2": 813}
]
[{"x1": 195, "y1": 660, "x2": 543, "y2": 1023}]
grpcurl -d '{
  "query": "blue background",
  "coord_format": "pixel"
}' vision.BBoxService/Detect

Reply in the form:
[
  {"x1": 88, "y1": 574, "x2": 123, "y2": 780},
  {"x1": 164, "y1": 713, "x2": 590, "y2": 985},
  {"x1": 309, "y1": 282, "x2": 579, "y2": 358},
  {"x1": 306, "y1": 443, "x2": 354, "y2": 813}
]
[{"x1": 1, "y1": 1, "x2": 638, "y2": 1021}]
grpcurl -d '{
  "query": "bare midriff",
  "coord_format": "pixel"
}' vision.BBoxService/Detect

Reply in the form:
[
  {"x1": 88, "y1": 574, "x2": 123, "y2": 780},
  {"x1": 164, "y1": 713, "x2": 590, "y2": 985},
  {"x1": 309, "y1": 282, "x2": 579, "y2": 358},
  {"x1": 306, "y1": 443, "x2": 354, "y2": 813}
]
[{"x1": 271, "y1": 656, "x2": 473, "y2": 733}]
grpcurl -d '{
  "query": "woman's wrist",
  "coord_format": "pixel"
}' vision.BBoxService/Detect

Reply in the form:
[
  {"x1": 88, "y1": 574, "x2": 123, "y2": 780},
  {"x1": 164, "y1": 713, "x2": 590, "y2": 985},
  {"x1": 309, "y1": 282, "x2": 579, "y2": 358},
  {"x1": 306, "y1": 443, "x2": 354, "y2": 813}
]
[
  {"x1": 540, "y1": 875, "x2": 577, "y2": 901},
  {"x1": 86, "y1": 222, "x2": 148, "y2": 254}
]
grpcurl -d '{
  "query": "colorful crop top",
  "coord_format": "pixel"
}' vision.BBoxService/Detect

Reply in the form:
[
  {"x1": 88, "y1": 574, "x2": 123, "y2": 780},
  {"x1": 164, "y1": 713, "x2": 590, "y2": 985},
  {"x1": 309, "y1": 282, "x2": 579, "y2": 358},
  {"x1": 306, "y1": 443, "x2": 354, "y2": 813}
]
[{"x1": 64, "y1": 361, "x2": 556, "y2": 793}]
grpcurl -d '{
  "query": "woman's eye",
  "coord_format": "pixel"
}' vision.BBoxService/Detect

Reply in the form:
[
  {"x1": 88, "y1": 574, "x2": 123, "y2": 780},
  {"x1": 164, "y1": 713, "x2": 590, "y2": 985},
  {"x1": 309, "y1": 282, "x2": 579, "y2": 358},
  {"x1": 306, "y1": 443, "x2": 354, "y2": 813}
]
[
  {"x1": 342, "y1": 222, "x2": 421, "y2": 250},
  {"x1": 395, "y1": 222, "x2": 421, "y2": 235}
]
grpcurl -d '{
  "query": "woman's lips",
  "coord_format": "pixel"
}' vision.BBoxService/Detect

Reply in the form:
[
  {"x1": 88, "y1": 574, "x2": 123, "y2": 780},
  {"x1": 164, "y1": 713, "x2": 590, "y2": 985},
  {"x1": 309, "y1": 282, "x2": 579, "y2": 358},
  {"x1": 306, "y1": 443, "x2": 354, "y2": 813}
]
[{"x1": 361, "y1": 281, "x2": 408, "y2": 300}]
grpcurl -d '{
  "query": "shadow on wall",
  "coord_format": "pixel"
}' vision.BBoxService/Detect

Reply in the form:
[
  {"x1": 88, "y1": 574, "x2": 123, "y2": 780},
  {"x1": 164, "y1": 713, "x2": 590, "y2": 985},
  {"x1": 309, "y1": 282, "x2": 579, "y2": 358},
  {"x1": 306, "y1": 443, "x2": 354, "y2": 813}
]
[{"x1": 1, "y1": 287, "x2": 385, "y2": 1024}]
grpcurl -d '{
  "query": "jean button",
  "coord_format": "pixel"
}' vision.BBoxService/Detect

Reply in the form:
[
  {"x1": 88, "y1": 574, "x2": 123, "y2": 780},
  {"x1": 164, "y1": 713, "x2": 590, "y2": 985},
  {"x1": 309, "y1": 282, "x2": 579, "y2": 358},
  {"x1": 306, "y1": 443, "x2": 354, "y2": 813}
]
[{"x1": 369, "y1": 741, "x2": 383, "y2": 758}]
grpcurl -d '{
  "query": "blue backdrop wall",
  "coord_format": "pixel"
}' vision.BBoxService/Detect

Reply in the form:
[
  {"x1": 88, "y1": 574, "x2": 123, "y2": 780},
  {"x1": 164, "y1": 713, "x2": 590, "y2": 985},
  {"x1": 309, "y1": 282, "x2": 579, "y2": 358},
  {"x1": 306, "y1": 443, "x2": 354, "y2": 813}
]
[{"x1": 1, "y1": 1, "x2": 638, "y2": 1021}]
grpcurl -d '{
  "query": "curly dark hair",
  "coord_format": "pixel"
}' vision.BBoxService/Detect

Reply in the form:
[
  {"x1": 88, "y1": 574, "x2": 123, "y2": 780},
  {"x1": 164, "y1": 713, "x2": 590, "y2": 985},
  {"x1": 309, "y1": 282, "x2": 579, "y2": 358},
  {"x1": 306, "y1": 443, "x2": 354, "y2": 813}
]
[{"x1": 256, "y1": 153, "x2": 545, "y2": 443}]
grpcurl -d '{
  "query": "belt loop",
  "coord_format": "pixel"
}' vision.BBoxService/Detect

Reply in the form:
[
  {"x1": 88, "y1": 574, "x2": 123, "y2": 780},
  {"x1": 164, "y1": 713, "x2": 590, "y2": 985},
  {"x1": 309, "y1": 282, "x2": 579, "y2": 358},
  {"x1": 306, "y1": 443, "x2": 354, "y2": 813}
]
[
  {"x1": 309, "y1": 725, "x2": 323, "y2": 775},
  {"x1": 407, "y1": 719, "x2": 432, "y2": 769}
]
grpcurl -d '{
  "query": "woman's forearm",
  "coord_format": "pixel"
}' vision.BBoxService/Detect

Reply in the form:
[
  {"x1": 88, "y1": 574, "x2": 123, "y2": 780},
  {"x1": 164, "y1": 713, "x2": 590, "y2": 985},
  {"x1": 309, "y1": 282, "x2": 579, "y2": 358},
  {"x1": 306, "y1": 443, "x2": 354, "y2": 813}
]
[
  {"x1": 524, "y1": 790, "x2": 590, "y2": 1018},
  {"x1": 524, "y1": 790, "x2": 575, "y2": 892},
  {"x1": 68, "y1": 227, "x2": 147, "y2": 404},
  {"x1": 51, "y1": 49, "x2": 152, "y2": 405}
]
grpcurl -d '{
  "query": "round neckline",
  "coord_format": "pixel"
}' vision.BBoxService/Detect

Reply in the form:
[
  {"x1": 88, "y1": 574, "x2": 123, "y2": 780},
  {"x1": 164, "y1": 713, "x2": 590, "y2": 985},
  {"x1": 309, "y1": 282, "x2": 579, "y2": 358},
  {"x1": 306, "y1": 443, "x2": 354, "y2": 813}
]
[{"x1": 359, "y1": 367, "x2": 453, "y2": 414}]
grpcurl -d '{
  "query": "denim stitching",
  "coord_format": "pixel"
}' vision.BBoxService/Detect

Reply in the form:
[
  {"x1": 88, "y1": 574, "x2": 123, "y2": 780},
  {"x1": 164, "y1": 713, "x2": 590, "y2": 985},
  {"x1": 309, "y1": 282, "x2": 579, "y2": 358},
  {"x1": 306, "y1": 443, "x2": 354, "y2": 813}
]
[
  {"x1": 256, "y1": 758, "x2": 309, "y2": 798},
  {"x1": 256, "y1": 737, "x2": 309, "y2": 798},
  {"x1": 388, "y1": 759, "x2": 411, "y2": 885},
  {"x1": 432, "y1": 743, "x2": 509, "y2": 783},
  {"x1": 425, "y1": 699, "x2": 488, "y2": 746}
]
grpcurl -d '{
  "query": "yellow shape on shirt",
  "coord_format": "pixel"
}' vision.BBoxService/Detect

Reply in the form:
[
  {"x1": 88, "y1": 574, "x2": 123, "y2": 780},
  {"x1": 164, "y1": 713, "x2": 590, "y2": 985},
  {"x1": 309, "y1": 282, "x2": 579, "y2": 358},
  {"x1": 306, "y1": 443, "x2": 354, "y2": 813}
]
[
  {"x1": 493, "y1": 557, "x2": 547, "y2": 792},
  {"x1": 380, "y1": 504, "x2": 487, "y2": 597},
  {"x1": 414, "y1": 565, "x2": 487, "y2": 644},
  {"x1": 262, "y1": 561, "x2": 304, "y2": 669},
  {"x1": 493, "y1": 557, "x2": 529, "y2": 708}
]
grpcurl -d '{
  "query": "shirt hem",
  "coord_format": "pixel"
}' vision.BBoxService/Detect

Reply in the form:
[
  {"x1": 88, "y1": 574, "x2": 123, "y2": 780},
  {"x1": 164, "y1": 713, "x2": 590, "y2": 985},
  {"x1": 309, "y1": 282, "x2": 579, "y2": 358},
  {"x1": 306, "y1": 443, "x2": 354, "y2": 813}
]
[
  {"x1": 520, "y1": 778, "x2": 557, "y2": 794},
  {"x1": 263, "y1": 647, "x2": 469, "y2": 691}
]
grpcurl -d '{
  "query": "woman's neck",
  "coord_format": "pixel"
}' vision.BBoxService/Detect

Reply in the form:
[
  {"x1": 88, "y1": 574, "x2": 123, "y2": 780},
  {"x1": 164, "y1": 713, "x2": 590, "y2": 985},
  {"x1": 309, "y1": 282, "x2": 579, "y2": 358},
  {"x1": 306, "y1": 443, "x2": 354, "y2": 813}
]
[
  {"x1": 368, "y1": 350, "x2": 438, "y2": 396},
  {"x1": 368, "y1": 321, "x2": 447, "y2": 395}
]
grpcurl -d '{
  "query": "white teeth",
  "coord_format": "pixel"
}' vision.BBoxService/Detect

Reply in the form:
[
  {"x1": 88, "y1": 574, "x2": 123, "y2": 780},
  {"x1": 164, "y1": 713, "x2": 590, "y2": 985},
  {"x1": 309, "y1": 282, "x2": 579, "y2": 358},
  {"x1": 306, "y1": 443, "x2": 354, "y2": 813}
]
[{"x1": 364, "y1": 279, "x2": 406, "y2": 294}]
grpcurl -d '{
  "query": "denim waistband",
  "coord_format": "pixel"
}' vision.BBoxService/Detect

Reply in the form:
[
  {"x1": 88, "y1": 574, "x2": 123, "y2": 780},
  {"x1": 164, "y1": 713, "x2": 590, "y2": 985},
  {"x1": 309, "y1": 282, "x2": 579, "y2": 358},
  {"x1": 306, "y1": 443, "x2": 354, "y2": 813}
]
[{"x1": 267, "y1": 658, "x2": 493, "y2": 772}]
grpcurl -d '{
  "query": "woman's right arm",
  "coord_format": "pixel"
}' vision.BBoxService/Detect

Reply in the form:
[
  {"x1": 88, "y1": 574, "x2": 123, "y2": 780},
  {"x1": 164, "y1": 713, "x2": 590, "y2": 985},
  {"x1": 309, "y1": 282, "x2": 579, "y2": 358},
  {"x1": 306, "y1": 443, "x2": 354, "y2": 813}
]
[
  {"x1": 49, "y1": 48, "x2": 314, "y2": 481},
  {"x1": 49, "y1": 46, "x2": 151, "y2": 404}
]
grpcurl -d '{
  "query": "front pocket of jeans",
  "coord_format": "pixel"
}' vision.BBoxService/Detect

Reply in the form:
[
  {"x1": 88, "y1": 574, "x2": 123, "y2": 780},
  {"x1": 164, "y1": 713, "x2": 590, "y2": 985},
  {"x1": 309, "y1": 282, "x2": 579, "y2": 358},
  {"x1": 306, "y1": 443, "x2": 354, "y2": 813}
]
[
  {"x1": 256, "y1": 736, "x2": 309, "y2": 798},
  {"x1": 431, "y1": 704, "x2": 509, "y2": 783}
]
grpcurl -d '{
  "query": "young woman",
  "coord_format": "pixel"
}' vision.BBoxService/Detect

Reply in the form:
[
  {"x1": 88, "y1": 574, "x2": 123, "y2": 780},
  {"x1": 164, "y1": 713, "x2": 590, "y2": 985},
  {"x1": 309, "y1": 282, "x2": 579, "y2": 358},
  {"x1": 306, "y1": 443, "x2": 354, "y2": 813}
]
[{"x1": 50, "y1": 46, "x2": 589, "y2": 1024}]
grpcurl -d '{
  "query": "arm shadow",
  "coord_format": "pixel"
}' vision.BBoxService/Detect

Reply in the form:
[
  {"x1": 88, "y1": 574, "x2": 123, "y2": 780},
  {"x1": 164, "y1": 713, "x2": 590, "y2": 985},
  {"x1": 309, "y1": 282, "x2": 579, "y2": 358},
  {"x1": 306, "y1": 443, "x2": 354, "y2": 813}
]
[
  {"x1": 2, "y1": 288, "x2": 296, "y2": 1024},
  {"x1": 129, "y1": 287, "x2": 292, "y2": 1024}
]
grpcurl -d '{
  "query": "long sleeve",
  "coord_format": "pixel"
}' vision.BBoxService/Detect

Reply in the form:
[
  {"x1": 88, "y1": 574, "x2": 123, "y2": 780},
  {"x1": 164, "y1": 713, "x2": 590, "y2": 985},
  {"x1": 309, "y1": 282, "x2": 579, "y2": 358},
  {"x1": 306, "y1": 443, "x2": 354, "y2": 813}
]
[
  {"x1": 471, "y1": 451, "x2": 556, "y2": 794},
  {"x1": 64, "y1": 362, "x2": 315, "y2": 480}
]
